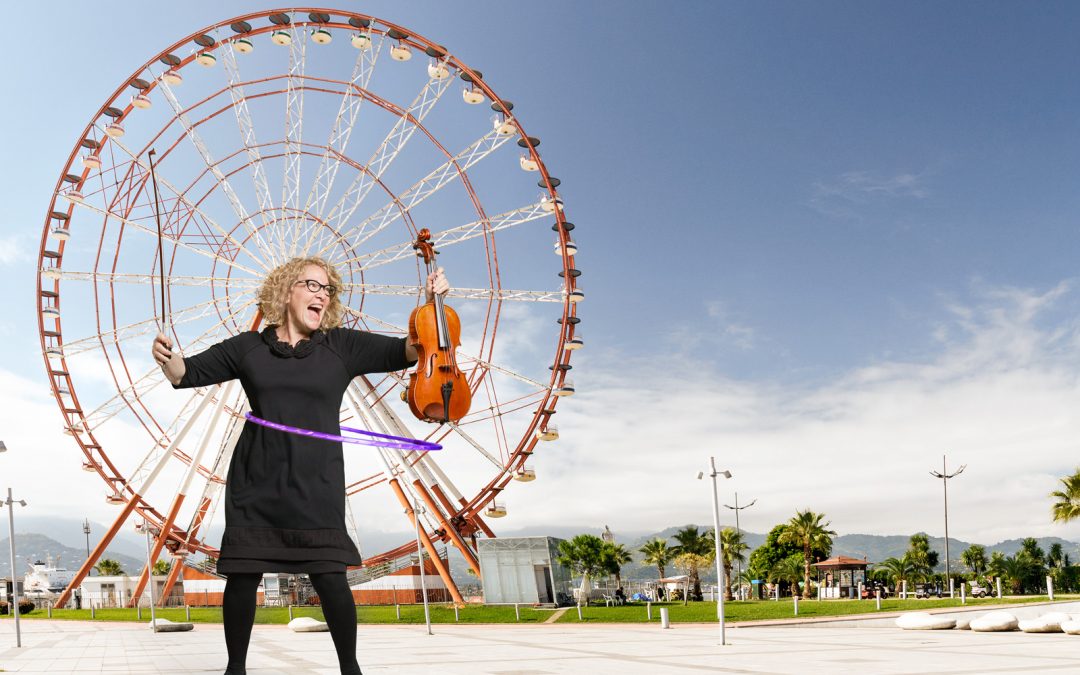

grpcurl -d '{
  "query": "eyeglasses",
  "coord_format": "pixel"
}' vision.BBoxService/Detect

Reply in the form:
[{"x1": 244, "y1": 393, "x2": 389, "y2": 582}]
[{"x1": 295, "y1": 279, "x2": 338, "y2": 296}]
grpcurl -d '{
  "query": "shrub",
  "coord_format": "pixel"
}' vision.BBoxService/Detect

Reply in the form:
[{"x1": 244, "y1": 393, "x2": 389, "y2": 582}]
[{"x1": 17, "y1": 600, "x2": 34, "y2": 615}]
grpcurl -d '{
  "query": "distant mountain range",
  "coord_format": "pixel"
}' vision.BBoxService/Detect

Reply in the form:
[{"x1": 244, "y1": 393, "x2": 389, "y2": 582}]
[
  {"x1": 7, "y1": 516, "x2": 1078, "y2": 587},
  {"x1": 0, "y1": 533, "x2": 145, "y2": 579}
]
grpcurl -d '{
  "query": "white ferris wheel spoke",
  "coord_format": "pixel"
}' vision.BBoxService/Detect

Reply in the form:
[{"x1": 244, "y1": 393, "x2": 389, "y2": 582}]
[
  {"x1": 97, "y1": 127, "x2": 269, "y2": 273},
  {"x1": 182, "y1": 393, "x2": 250, "y2": 549},
  {"x1": 124, "y1": 383, "x2": 223, "y2": 495},
  {"x1": 219, "y1": 41, "x2": 281, "y2": 260},
  {"x1": 59, "y1": 295, "x2": 255, "y2": 358},
  {"x1": 67, "y1": 192, "x2": 265, "y2": 279},
  {"x1": 47, "y1": 271, "x2": 260, "y2": 289},
  {"x1": 309, "y1": 71, "x2": 455, "y2": 256},
  {"x1": 148, "y1": 63, "x2": 281, "y2": 267},
  {"x1": 320, "y1": 129, "x2": 514, "y2": 261},
  {"x1": 281, "y1": 24, "x2": 307, "y2": 252},
  {"x1": 78, "y1": 312, "x2": 253, "y2": 431},
  {"x1": 340, "y1": 306, "x2": 548, "y2": 390},
  {"x1": 338, "y1": 282, "x2": 566, "y2": 303},
  {"x1": 343, "y1": 385, "x2": 441, "y2": 532},
  {"x1": 302, "y1": 33, "x2": 385, "y2": 233},
  {"x1": 338, "y1": 202, "x2": 547, "y2": 271}
]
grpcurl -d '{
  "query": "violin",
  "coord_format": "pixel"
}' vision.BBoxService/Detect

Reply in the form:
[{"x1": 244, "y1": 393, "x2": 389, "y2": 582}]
[{"x1": 406, "y1": 229, "x2": 472, "y2": 423}]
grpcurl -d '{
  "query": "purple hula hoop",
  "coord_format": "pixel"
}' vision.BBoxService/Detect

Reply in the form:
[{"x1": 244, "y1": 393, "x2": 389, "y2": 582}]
[{"x1": 244, "y1": 412, "x2": 442, "y2": 452}]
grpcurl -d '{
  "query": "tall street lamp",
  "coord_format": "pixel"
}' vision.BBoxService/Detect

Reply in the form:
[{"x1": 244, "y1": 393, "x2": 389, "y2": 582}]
[
  {"x1": 5, "y1": 488, "x2": 27, "y2": 648},
  {"x1": 82, "y1": 519, "x2": 91, "y2": 559},
  {"x1": 723, "y1": 493, "x2": 756, "y2": 600},
  {"x1": 697, "y1": 458, "x2": 732, "y2": 646},
  {"x1": 930, "y1": 455, "x2": 965, "y2": 596}
]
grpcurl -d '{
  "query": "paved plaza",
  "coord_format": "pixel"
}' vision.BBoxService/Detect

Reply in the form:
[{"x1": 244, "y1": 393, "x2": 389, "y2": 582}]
[{"x1": 1, "y1": 607, "x2": 1079, "y2": 674}]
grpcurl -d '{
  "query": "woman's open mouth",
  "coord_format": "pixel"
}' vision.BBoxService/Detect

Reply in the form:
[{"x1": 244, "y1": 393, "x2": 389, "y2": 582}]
[{"x1": 307, "y1": 304, "x2": 323, "y2": 323}]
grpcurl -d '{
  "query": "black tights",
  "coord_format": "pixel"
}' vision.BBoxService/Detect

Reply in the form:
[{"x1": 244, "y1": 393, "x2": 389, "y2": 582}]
[{"x1": 223, "y1": 572, "x2": 361, "y2": 675}]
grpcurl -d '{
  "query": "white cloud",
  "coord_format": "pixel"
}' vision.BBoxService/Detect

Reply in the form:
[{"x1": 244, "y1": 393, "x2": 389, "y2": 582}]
[
  {"x1": 0, "y1": 233, "x2": 31, "y2": 265},
  {"x1": 502, "y1": 282, "x2": 1080, "y2": 545},
  {"x1": 810, "y1": 168, "x2": 932, "y2": 219},
  {"x1": 8, "y1": 282, "x2": 1080, "y2": 554}
]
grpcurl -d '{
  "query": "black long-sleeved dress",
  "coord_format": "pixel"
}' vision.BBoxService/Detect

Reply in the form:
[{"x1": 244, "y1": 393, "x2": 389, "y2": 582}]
[{"x1": 174, "y1": 326, "x2": 414, "y2": 574}]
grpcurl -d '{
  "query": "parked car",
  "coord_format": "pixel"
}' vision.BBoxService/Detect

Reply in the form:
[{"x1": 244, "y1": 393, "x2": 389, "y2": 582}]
[
  {"x1": 914, "y1": 583, "x2": 943, "y2": 599},
  {"x1": 969, "y1": 580, "x2": 992, "y2": 598}
]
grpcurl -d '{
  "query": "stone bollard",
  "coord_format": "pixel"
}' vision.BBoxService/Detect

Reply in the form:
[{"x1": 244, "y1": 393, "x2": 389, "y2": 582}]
[
  {"x1": 774, "y1": 585, "x2": 779, "y2": 602},
  {"x1": 515, "y1": 603, "x2": 520, "y2": 621},
  {"x1": 47, "y1": 604, "x2": 52, "y2": 618},
  {"x1": 454, "y1": 605, "x2": 460, "y2": 622},
  {"x1": 91, "y1": 604, "x2": 95, "y2": 619},
  {"x1": 395, "y1": 604, "x2": 401, "y2": 620},
  {"x1": 961, "y1": 583, "x2": 966, "y2": 605},
  {"x1": 1048, "y1": 576, "x2": 1054, "y2": 601},
  {"x1": 996, "y1": 577, "x2": 1002, "y2": 599},
  {"x1": 949, "y1": 578, "x2": 955, "y2": 599},
  {"x1": 576, "y1": 604, "x2": 583, "y2": 621},
  {"x1": 137, "y1": 605, "x2": 142, "y2": 621},
  {"x1": 875, "y1": 589, "x2": 881, "y2": 611},
  {"x1": 647, "y1": 601, "x2": 652, "y2": 621},
  {"x1": 902, "y1": 580, "x2": 907, "y2": 600},
  {"x1": 659, "y1": 607, "x2": 670, "y2": 629},
  {"x1": 288, "y1": 605, "x2": 294, "y2": 621},
  {"x1": 857, "y1": 583, "x2": 863, "y2": 602},
  {"x1": 186, "y1": 605, "x2": 191, "y2": 621},
  {"x1": 793, "y1": 595, "x2": 799, "y2": 616}
]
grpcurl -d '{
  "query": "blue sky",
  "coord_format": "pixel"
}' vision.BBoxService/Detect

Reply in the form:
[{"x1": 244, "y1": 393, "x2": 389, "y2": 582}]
[{"x1": 6, "y1": 1, "x2": 1080, "y2": 547}]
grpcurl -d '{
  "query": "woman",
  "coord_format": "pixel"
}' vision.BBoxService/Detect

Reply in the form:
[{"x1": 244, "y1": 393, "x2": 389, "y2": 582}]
[{"x1": 152, "y1": 257, "x2": 448, "y2": 675}]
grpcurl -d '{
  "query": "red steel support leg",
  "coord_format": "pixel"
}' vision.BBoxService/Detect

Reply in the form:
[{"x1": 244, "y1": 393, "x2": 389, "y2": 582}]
[
  {"x1": 158, "y1": 496, "x2": 212, "y2": 606},
  {"x1": 388, "y1": 478, "x2": 464, "y2": 604},
  {"x1": 412, "y1": 479, "x2": 480, "y2": 575},
  {"x1": 55, "y1": 497, "x2": 140, "y2": 608}
]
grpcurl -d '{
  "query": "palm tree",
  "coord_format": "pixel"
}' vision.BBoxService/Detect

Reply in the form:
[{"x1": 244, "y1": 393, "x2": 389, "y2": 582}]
[
  {"x1": 719, "y1": 528, "x2": 749, "y2": 601},
  {"x1": 997, "y1": 554, "x2": 1033, "y2": 595},
  {"x1": 639, "y1": 538, "x2": 673, "y2": 583},
  {"x1": 1051, "y1": 470, "x2": 1080, "y2": 523},
  {"x1": 906, "y1": 533, "x2": 939, "y2": 579},
  {"x1": 778, "y1": 510, "x2": 836, "y2": 598},
  {"x1": 960, "y1": 544, "x2": 987, "y2": 577},
  {"x1": 602, "y1": 542, "x2": 634, "y2": 589},
  {"x1": 877, "y1": 554, "x2": 916, "y2": 596},
  {"x1": 1048, "y1": 543, "x2": 1064, "y2": 569},
  {"x1": 987, "y1": 551, "x2": 1006, "y2": 583},
  {"x1": 556, "y1": 535, "x2": 608, "y2": 605},
  {"x1": 671, "y1": 526, "x2": 714, "y2": 600},
  {"x1": 769, "y1": 554, "x2": 804, "y2": 597},
  {"x1": 95, "y1": 559, "x2": 124, "y2": 576}
]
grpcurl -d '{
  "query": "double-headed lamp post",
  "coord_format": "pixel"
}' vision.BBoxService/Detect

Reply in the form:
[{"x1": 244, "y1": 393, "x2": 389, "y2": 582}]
[
  {"x1": 930, "y1": 455, "x2": 965, "y2": 596},
  {"x1": 723, "y1": 494, "x2": 756, "y2": 601},
  {"x1": 697, "y1": 458, "x2": 732, "y2": 646},
  {"x1": 4, "y1": 488, "x2": 27, "y2": 648}
]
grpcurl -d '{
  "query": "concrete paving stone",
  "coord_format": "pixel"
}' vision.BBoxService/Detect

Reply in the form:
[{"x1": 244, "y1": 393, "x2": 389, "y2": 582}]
[{"x1": 7, "y1": 614, "x2": 1080, "y2": 673}]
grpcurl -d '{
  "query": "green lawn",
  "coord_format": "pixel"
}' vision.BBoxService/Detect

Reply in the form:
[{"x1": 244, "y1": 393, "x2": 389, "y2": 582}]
[
  {"x1": 557, "y1": 595, "x2": 1075, "y2": 624},
  {"x1": 1, "y1": 595, "x2": 1071, "y2": 625},
  {"x1": 1, "y1": 603, "x2": 549, "y2": 625}
]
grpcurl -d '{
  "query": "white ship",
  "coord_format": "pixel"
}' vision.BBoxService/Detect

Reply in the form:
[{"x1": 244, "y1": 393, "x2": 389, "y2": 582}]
[{"x1": 23, "y1": 555, "x2": 77, "y2": 595}]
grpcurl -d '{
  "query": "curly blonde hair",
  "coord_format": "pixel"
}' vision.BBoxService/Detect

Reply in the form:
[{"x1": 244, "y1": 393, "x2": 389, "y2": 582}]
[{"x1": 257, "y1": 257, "x2": 345, "y2": 330}]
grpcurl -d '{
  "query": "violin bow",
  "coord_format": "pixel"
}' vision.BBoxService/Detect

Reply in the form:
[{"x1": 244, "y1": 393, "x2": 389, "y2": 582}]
[{"x1": 148, "y1": 149, "x2": 168, "y2": 334}]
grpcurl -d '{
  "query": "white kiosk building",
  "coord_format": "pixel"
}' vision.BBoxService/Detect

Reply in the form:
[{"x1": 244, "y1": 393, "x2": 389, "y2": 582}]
[{"x1": 478, "y1": 536, "x2": 572, "y2": 605}]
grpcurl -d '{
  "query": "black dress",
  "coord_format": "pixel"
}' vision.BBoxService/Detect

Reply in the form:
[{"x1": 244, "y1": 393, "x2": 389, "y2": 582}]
[{"x1": 174, "y1": 326, "x2": 415, "y2": 575}]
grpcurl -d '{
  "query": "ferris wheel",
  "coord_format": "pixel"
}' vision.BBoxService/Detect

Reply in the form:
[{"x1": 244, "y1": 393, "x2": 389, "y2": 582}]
[{"x1": 36, "y1": 8, "x2": 580, "y2": 606}]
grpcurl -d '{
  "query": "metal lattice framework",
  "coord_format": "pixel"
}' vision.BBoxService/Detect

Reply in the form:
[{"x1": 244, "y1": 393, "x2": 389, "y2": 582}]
[{"x1": 37, "y1": 8, "x2": 580, "y2": 608}]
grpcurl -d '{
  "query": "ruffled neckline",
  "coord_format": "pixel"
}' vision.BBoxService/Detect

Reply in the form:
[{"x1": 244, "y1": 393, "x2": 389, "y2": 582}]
[{"x1": 261, "y1": 326, "x2": 325, "y2": 359}]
